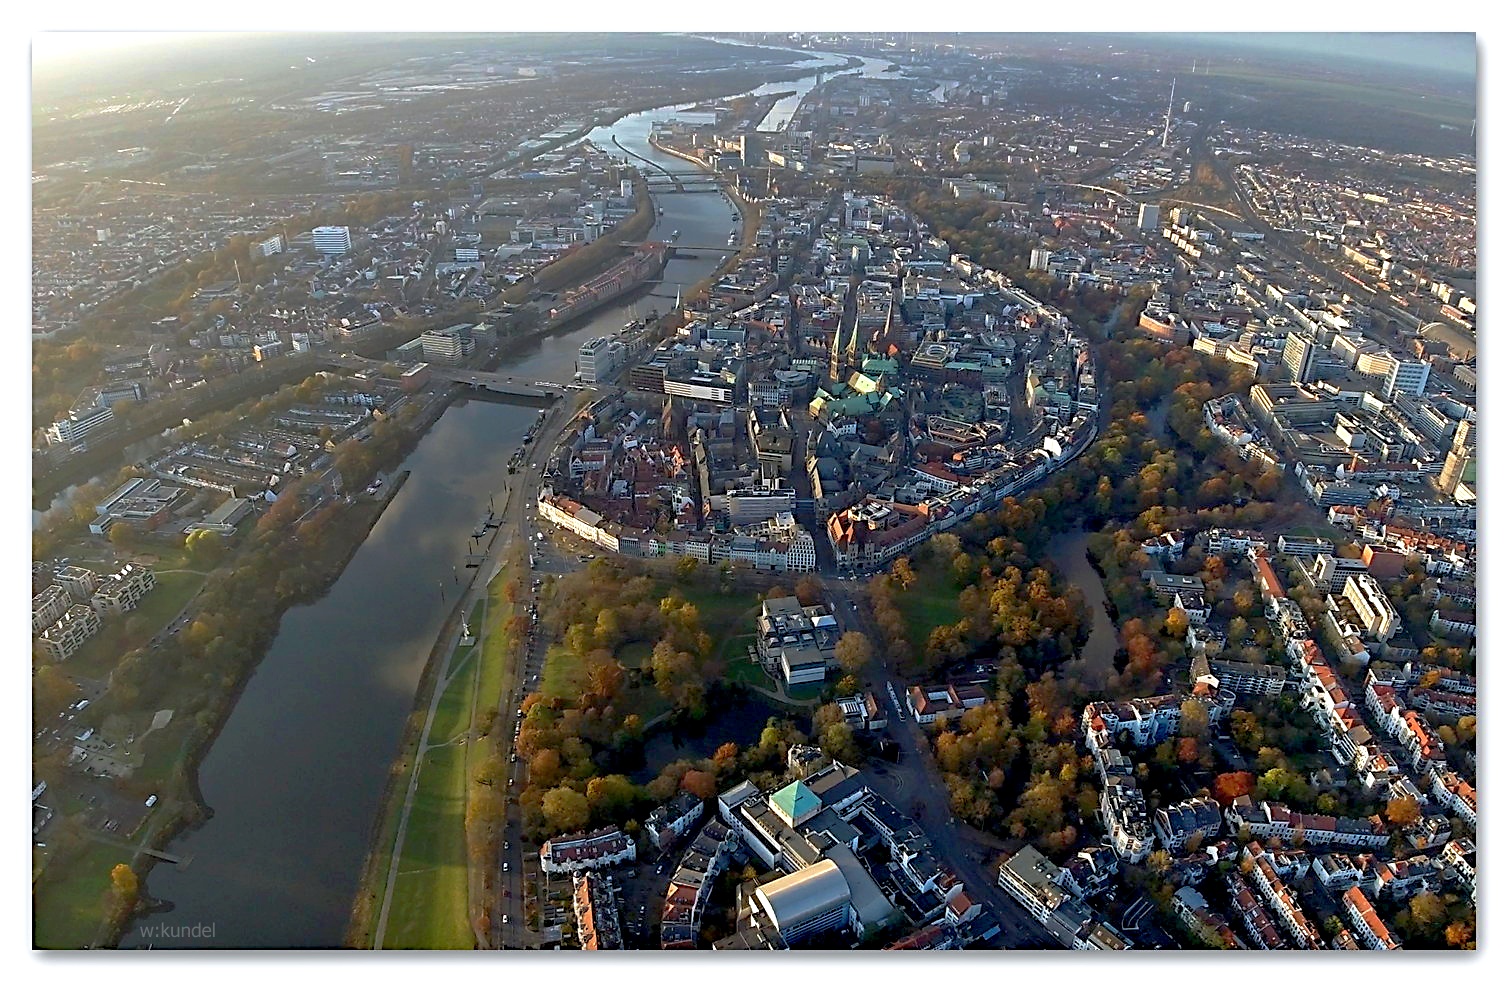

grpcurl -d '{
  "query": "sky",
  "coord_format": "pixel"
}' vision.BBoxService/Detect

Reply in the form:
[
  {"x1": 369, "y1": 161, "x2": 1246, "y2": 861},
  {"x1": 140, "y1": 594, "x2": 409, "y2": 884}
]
[{"x1": 1152, "y1": 32, "x2": 1477, "y2": 82}]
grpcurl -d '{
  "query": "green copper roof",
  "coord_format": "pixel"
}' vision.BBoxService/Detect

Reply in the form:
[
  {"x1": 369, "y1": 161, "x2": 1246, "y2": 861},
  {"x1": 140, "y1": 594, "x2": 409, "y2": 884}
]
[{"x1": 770, "y1": 780, "x2": 821, "y2": 823}]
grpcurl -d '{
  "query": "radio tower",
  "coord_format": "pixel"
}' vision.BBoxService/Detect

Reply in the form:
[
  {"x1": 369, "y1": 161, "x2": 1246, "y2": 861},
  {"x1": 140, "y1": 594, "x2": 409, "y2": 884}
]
[{"x1": 1161, "y1": 77, "x2": 1178, "y2": 149}]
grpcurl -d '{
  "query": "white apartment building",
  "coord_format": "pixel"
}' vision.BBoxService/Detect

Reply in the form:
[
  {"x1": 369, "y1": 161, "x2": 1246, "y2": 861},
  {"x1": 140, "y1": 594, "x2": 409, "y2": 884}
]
[
  {"x1": 1342, "y1": 574, "x2": 1399, "y2": 640},
  {"x1": 90, "y1": 564, "x2": 156, "y2": 616},
  {"x1": 38, "y1": 604, "x2": 102, "y2": 661},
  {"x1": 32, "y1": 585, "x2": 70, "y2": 634}
]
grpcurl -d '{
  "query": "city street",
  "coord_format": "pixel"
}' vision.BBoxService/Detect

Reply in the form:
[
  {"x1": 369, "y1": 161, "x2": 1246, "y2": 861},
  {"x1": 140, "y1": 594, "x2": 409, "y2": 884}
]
[{"x1": 822, "y1": 581, "x2": 1061, "y2": 949}]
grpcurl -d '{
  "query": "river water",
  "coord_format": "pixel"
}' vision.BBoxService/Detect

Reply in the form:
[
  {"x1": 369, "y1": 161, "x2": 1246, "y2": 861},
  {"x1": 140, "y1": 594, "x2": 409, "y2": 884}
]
[
  {"x1": 121, "y1": 44, "x2": 875, "y2": 950},
  {"x1": 1045, "y1": 527, "x2": 1117, "y2": 691}
]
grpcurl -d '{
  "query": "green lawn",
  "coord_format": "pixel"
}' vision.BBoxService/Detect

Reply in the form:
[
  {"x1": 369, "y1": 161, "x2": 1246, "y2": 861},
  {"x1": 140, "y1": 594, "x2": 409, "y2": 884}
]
[
  {"x1": 668, "y1": 584, "x2": 761, "y2": 640},
  {"x1": 540, "y1": 642, "x2": 588, "y2": 702},
  {"x1": 1282, "y1": 524, "x2": 1347, "y2": 543},
  {"x1": 622, "y1": 682, "x2": 672, "y2": 722},
  {"x1": 716, "y1": 634, "x2": 773, "y2": 691},
  {"x1": 891, "y1": 575, "x2": 960, "y2": 654},
  {"x1": 618, "y1": 640, "x2": 655, "y2": 671},
  {"x1": 381, "y1": 651, "x2": 477, "y2": 950},
  {"x1": 61, "y1": 570, "x2": 207, "y2": 682},
  {"x1": 356, "y1": 563, "x2": 525, "y2": 949},
  {"x1": 33, "y1": 836, "x2": 135, "y2": 949}
]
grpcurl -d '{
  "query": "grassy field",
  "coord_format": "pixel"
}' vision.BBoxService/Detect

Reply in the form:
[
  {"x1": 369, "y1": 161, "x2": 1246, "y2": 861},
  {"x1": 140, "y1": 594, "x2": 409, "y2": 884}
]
[
  {"x1": 379, "y1": 649, "x2": 477, "y2": 950},
  {"x1": 541, "y1": 640, "x2": 670, "y2": 722},
  {"x1": 668, "y1": 583, "x2": 762, "y2": 639},
  {"x1": 32, "y1": 834, "x2": 137, "y2": 949},
  {"x1": 362, "y1": 561, "x2": 527, "y2": 950},
  {"x1": 540, "y1": 642, "x2": 588, "y2": 702},
  {"x1": 618, "y1": 640, "x2": 654, "y2": 670},
  {"x1": 60, "y1": 570, "x2": 207, "y2": 683},
  {"x1": 717, "y1": 634, "x2": 768, "y2": 686},
  {"x1": 891, "y1": 575, "x2": 960, "y2": 654}
]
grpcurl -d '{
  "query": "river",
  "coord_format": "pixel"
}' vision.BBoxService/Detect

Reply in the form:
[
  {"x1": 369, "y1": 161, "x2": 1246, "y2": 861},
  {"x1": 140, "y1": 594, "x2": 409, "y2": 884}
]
[
  {"x1": 122, "y1": 42, "x2": 866, "y2": 950},
  {"x1": 1045, "y1": 527, "x2": 1117, "y2": 691},
  {"x1": 675, "y1": 38, "x2": 896, "y2": 133}
]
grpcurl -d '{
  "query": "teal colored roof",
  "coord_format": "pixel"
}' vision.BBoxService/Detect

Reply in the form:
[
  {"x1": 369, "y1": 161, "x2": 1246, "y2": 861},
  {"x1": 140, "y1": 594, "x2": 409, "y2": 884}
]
[{"x1": 771, "y1": 780, "x2": 821, "y2": 823}]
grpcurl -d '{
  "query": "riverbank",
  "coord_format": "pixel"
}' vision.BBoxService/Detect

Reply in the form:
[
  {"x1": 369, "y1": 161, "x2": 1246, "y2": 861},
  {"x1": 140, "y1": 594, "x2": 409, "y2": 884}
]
[
  {"x1": 498, "y1": 170, "x2": 656, "y2": 306},
  {"x1": 645, "y1": 134, "x2": 766, "y2": 297},
  {"x1": 347, "y1": 398, "x2": 574, "y2": 949},
  {"x1": 35, "y1": 462, "x2": 420, "y2": 950},
  {"x1": 344, "y1": 548, "x2": 487, "y2": 950}
]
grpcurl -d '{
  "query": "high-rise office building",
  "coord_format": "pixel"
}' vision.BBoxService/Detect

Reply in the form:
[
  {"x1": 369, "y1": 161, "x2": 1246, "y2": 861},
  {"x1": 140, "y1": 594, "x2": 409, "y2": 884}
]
[
  {"x1": 312, "y1": 225, "x2": 352, "y2": 256},
  {"x1": 1383, "y1": 358, "x2": 1431, "y2": 400},
  {"x1": 420, "y1": 323, "x2": 475, "y2": 365},
  {"x1": 1282, "y1": 332, "x2": 1318, "y2": 383}
]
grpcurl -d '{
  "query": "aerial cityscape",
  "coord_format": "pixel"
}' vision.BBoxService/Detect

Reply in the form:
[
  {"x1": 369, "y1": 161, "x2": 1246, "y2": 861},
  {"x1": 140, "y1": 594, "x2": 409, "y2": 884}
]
[{"x1": 29, "y1": 30, "x2": 1478, "y2": 954}]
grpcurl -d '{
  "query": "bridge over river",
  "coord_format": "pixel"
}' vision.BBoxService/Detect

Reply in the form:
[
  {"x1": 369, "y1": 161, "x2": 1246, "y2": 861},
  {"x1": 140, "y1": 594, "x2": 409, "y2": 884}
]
[{"x1": 321, "y1": 354, "x2": 572, "y2": 400}]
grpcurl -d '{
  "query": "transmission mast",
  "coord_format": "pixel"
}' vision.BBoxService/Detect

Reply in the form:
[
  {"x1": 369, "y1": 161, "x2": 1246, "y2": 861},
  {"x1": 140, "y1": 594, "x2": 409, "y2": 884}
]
[{"x1": 1161, "y1": 77, "x2": 1178, "y2": 149}]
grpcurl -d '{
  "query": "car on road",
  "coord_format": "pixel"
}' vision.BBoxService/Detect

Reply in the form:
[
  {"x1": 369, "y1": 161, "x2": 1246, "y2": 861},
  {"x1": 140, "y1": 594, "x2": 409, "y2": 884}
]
[
  {"x1": 501, "y1": 914, "x2": 509, "y2": 925},
  {"x1": 503, "y1": 862, "x2": 510, "y2": 872}
]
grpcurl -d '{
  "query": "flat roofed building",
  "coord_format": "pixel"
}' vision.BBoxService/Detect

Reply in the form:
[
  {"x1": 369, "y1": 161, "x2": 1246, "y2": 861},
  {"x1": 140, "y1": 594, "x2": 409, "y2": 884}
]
[
  {"x1": 312, "y1": 225, "x2": 352, "y2": 255},
  {"x1": 90, "y1": 564, "x2": 155, "y2": 616},
  {"x1": 1342, "y1": 574, "x2": 1400, "y2": 640},
  {"x1": 54, "y1": 565, "x2": 99, "y2": 601},
  {"x1": 38, "y1": 604, "x2": 101, "y2": 661},
  {"x1": 755, "y1": 596, "x2": 838, "y2": 685},
  {"x1": 32, "y1": 585, "x2": 70, "y2": 635}
]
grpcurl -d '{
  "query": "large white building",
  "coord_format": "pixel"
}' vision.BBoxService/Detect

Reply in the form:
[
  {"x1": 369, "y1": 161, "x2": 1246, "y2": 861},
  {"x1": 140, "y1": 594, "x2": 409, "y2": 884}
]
[
  {"x1": 1341, "y1": 573, "x2": 1400, "y2": 640},
  {"x1": 997, "y1": 845, "x2": 1131, "y2": 950},
  {"x1": 753, "y1": 860, "x2": 853, "y2": 945},
  {"x1": 90, "y1": 564, "x2": 155, "y2": 616},
  {"x1": 539, "y1": 827, "x2": 636, "y2": 874},
  {"x1": 1384, "y1": 358, "x2": 1430, "y2": 400},
  {"x1": 755, "y1": 596, "x2": 838, "y2": 685},
  {"x1": 419, "y1": 323, "x2": 476, "y2": 365},
  {"x1": 45, "y1": 406, "x2": 114, "y2": 446},
  {"x1": 38, "y1": 604, "x2": 101, "y2": 661},
  {"x1": 32, "y1": 585, "x2": 70, "y2": 634},
  {"x1": 311, "y1": 225, "x2": 352, "y2": 256},
  {"x1": 576, "y1": 336, "x2": 627, "y2": 384}
]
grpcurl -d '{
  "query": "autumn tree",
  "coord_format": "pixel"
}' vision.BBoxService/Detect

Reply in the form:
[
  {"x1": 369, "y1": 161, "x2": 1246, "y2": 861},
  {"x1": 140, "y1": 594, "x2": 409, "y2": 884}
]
[
  {"x1": 540, "y1": 787, "x2": 590, "y2": 834},
  {"x1": 1176, "y1": 737, "x2": 1201, "y2": 765},
  {"x1": 527, "y1": 748, "x2": 562, "y2": 788},
  {"x1": 585, "y1": 774, "x2": 638, "y2": 823},
  {"x1": 812, "y1": 702, "x2": 859, "y2": 764},
  {"x1": 1179, "y1": 698, "x2": 1211, "y2": 740},
  {"x1": 1385, "y1": 795, "x2": 1422, "y2": 827},
  {"x1": 1445, "y1": 919, "x2": 1475, "y2": 949},
  {"x1": 1409, "y1": 892, "x2": 1448, "y2": 936},
  {"x1": 680, "y1": 769, "x2": 718, "y2": 800},
  {"x1": 834, "y1": 631, "x2": 874, "y2": 676},
  {"x1": 108, "y1": 522, "x2": 137, "y2": 550},
  {"x1": 109, "y1": 863, "x2": 139, "y2": 919},
  {"x1": 890, "y1": 556, "x2": 918, "y2": 591},
  {"x1": 794, "y1": 575, "x2": 825, "y2": 606},
  {"x1": 712, "y1": 742, "x2": 740, "y2": 775},
  {"x1": 185, "y1": 528, "x2": 226, "y2": 566}
]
